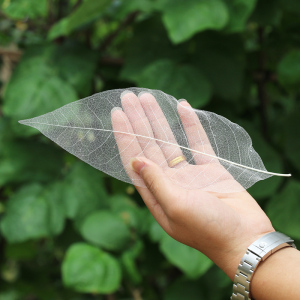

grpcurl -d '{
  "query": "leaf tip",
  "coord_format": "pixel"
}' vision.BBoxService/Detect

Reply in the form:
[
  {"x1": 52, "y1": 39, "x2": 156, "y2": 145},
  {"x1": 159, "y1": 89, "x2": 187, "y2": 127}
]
[{"x1": 18, "y1": 119, "x2": 28, "y2": 126}]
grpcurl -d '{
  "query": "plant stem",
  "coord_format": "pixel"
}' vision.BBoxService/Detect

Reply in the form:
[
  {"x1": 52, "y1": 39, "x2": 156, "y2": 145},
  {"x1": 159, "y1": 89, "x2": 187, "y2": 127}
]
[
  {"x1": 256, "y1": 26, "x2": 269, "y2": 139},
  {"x1": 99, "y1": 11, "x2": 139, "y2": 53}
]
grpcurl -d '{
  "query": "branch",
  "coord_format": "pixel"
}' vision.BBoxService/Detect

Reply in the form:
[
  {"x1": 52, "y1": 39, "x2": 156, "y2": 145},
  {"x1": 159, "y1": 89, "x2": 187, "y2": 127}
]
[
  {"x1": 99, "y1": 56, "x2": 124, "y2": 66},
  {"x1": 0, "y1": 46, "x2": 22, "y2": 87},
  {"x1": 99, "y1": 11, "x2": 139, "y2": 53},
  {"x1": 256, "y1": 26, "x2": 269, "y2": 139},
  {"x1": 131, "y1": 288, "x2": 143, "y2": 300},
  {"x1": 0, "y1": 9, "x2": 49, "y2": 31},
  {"x1": 253, "y1": 70, "x2": 277, "y2": 83},
  {"x1": 0, "y1": 48, "x2": 22, "y2": 61},
  {"x1": 71, "y1": 0, "x2": 83, "y2": 12}
]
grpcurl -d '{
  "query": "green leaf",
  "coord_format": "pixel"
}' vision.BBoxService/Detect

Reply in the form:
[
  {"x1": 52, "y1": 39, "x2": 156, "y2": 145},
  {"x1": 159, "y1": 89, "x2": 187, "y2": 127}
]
[
  {"x1": 148, "y1": 216, "x2": 165, "y2": 243},
  {"x1": 199, "y1": 266, "x2": 232, "y2": 298},
  {"x1": 0, "y1": 290, "x2": 21, "y2": 300},
  {"x1": 3, "y1": 44, "x2": 97, "y2": 132},
  {"x1": 3, "y1": 45, "x2": 77, "y2": 136},
  {"x1": 108, "y1": 0, "x2": 154, "y2": 20},
  {"x1": 224, "y1": 0, "x2": 257, "y2": 32},
  {"x1": 277, "y1": 50, "x2": 300, "y2": 90},
  {"x1": 121, "y1": 252, "x2": 142, "y2": 285},
  {"x1": 0, "y1": 183, "x2": 65, "y2": 243},
  {"x1": 79, "y1": 210, "x2": 131, "y2": 251},
  {"x1": 47, "y1": 18, "x2": 69, "y2": 41},
  {"x1": 280, "y1": 0, "x2": 300, "y2": 15},
  {"x1": 66, "y1": 0, "x2": 110, "y2": 30},
  {"x1": 120, "y1": 17, "x2": 184, "y2": 82},
  {"x1": 266, "y1": 181, "x2": 300, "y2": 240},
  {"x1": 5, "y1": 241, "x2": 37, "y2": 260},
  {"x1": 109, "y1": 195, "x2": 145, "y2": 232},
  {"x1": 163, "y1": 278, "x2": 204, "y2": 300},
  {"x1": 160, "y1": 0, "x2": 229, "y2": 43},
  {"x1": 284, "y1": 111, "x2": 300, "y2": 172},
  {"x1": 121, "y1": 241, "x2": 144, "y2": 285},
  {"x1": 51, "y1": 44, "x2": 98, "y2": 97},
  {"x1": 62, "y1": 162, "x2": 108, "y2": 221},
  {"x1": 250, "y1": 0, "x2": 282, "y2": 26},
  {"x1": 44, "y1": 183, "x2": 66, "y2": 236},
  {"x1": 160, "y1": 233, "x2": 213, "y2": 278},
  {"x1": 48, "y1": 0, "x2": 111, "y2": 39},
  {"x1": 5, "y1": 76, "x2": 76, "y2": 135},
  {"x1": 62, "y1": 243, "x2": 121, "y2": 294},
  {"x1": 1, "y1": 0, "x2": 47, "y2": 19},
  {"x1": 0, "y1": 140, "x2": 63, "y2": 186},
  {"x1": 138, "y1": 59, "x2": 212, "y2": 108},
  {"x1": 192, "y1": 32, "x2": 245, "y2": 100},
  {"x1": 0, "y1": 118, "x2": 14, "y2": 145}
]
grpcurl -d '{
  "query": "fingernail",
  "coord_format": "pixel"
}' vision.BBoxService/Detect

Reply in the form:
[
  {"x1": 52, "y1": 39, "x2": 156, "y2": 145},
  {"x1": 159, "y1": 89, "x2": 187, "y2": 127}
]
[
  {"x1": 178, "y1": 99, "x2": 189, "y2": 105},
  {"x1": 120, "y1": 90, "x2": 134, "y2": 99},
  {"x1": 138, "y1": 91, "x2": 150, "y2": 98},
  {"x1": 130, "y1": 157, "x2": 145, "y2": 174},
  {"x1": 111, "y1": 107, "x2": 123, "y2": 113}
]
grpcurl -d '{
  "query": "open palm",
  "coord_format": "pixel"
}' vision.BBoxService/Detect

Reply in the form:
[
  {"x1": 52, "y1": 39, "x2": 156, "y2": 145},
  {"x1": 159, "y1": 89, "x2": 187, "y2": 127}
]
[{"x1": 111, "y1": 91, "x2": 274, "y2": 279}]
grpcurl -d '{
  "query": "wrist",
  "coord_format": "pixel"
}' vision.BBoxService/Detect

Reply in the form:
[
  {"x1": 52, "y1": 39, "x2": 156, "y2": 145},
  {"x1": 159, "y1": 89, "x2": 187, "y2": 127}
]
[
  {"x1": 230, "y1": 231, "x2": 296, "y2": 300},
  {"x1": 251, "y1": 247, "x2": 300, "y2": 299},
  {"x1": 221, "y1": 230, "x2": 276, "y2": 281}
]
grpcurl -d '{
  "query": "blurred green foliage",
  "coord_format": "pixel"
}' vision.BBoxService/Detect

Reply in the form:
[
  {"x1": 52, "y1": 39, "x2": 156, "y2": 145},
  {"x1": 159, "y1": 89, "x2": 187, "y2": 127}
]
[{"x1": 0, "y1": 0, "x2": 300, "y2": 299}]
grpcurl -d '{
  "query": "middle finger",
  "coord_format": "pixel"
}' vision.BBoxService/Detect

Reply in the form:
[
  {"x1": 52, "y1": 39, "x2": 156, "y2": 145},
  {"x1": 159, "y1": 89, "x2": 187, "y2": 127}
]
[{"x1": 138, "y1": 92, "x2": 188, "y2": 167}]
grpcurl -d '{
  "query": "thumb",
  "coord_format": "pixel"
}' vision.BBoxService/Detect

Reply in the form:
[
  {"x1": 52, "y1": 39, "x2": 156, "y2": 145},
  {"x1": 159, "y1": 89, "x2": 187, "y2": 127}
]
[{"x1": 130, "y1": 157, "x2": 177, "y2": 203}]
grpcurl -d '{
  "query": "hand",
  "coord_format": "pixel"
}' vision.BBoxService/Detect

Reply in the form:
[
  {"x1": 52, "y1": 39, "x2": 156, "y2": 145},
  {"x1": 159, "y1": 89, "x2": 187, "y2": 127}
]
[{"x1": 111, "y1": 91, "x2": 275, "y2": 280}]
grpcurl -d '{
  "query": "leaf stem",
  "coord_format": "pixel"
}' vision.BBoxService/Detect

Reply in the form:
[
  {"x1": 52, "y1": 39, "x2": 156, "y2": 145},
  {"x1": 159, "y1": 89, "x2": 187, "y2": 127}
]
[{"x1": 19, "y1": 120, "x2": 292, "y2": 177}]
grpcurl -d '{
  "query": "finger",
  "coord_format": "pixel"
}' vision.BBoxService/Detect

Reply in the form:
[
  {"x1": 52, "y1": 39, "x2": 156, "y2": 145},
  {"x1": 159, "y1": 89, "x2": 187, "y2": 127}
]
[
  {"x1": 131, "y1": 157, "x2": 182, "y2": 217},
  {"x1": 120, "y1": 91, "x2": 167, "y2": 167},
  {"x1": 138, "y1": 92, "x2": 188, "y2": 167},
  {"x1": 177, "y1": 100, "x2": 219, "y2": 165},
  {"x1": 111, "y1": 107, "x2": 145, "y2": 186},
  {"x1": 111, "y1": 107, "x2": 163, "y2": 209}
]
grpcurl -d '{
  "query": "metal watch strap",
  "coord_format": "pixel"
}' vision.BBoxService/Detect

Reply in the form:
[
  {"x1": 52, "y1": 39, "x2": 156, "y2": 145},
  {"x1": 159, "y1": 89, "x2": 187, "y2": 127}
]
[{"x1": 231, "y1": 231, "x2": 297, "y2": 300}]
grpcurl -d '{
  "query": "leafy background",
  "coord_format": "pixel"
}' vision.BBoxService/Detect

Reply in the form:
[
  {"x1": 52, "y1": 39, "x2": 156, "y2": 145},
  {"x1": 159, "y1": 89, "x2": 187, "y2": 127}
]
[{"x1": 0, "y1": 0, "x2": 300, "y2": 299}]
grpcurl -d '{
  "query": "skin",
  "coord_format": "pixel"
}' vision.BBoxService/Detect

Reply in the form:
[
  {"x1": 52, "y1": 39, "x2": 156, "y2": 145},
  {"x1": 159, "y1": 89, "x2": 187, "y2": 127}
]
[{"x1": 111, "y1": 91, "x2": 300, "y2": 299}]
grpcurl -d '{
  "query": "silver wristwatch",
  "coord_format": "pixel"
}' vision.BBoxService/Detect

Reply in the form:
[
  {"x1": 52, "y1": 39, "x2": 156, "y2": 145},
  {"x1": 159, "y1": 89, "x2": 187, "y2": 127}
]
[{"x1": 231, "y1": 231, "x2": 297, "y2": 300}]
